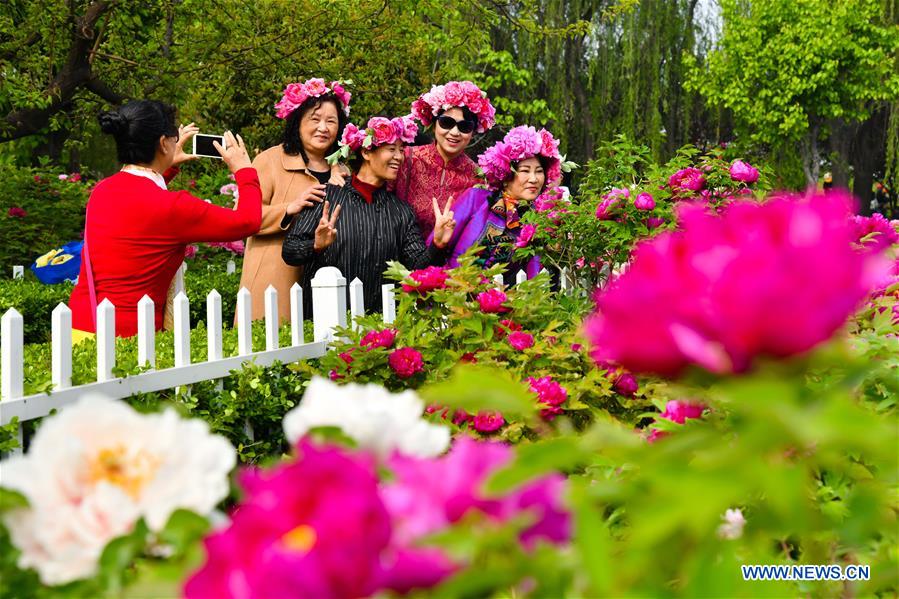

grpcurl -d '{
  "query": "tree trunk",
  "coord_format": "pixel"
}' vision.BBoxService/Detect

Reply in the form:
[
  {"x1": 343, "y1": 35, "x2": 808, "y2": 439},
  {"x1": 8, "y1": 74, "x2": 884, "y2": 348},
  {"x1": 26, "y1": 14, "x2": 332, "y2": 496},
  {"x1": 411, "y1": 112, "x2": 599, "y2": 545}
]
[
  {"x1": 827, "y1": 118, "x2": 857, "y2": 190},
  {"x1": 849, "y1": 106, "x2": 889, "y2": 215},
  {"x1": 799, "y1": 123, "x2": 821, "y2": 188}
]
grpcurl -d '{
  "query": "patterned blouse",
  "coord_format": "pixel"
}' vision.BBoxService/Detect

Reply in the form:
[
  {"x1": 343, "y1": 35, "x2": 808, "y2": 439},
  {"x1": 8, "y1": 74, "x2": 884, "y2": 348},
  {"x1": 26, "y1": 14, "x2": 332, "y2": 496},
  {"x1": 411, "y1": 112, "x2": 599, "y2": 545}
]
[{"x1": 394, "y1": 143, "x2": 481, "y2": 237}]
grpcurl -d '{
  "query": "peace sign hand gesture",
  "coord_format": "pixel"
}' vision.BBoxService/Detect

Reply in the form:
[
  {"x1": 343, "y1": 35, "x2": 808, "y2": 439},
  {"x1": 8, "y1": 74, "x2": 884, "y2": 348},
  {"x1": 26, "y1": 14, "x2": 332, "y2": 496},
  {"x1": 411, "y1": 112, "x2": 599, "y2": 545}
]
[
  {"x1": 432, "y1": 196, "x2": 456, "y2": 249},
  {"x1": 313, "y1": 200, "x2": 341, "y2": 251}
]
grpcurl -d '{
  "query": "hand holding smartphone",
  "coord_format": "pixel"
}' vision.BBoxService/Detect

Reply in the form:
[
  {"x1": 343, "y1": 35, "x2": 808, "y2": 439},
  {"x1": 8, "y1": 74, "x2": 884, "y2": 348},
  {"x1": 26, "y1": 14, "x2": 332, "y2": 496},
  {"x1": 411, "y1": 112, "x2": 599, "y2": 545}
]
[
  {"x1": 213, "y1": 131, "x2": 252, "y2": 173},
  {"x1": 193, "y1": 134, "x2": 227, "y2": 159}
]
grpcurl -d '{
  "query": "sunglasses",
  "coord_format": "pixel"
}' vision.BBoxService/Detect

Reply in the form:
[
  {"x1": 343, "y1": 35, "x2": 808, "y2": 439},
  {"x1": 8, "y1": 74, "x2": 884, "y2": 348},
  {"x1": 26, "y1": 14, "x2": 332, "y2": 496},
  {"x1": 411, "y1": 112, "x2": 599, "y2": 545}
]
[{"x1": 436, "y1": 115, "x2": 475, "y2": 134}]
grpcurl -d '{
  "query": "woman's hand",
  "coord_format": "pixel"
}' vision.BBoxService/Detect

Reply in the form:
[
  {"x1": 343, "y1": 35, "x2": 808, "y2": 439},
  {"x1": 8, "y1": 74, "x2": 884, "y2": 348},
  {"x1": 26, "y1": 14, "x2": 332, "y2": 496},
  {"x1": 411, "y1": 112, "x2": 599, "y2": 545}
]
[
  {"x1": 213, "y1": 131, "x2": 252, "y2": 173},
  {"x1": 313, "y1": 200, "x2": 342, "y2": 251},
  {"x1": 172, "y1": 122, "x2": 199, "y2": 166},
  {"x1": 432, "y1": 196, "x2": 456, "y2": 249},
  {"x1": 286, "y1": 184, "x2": 327, "y2": 216},
  {"x1": 328, "y1": 163, "x2": 351, "y2": 186}
]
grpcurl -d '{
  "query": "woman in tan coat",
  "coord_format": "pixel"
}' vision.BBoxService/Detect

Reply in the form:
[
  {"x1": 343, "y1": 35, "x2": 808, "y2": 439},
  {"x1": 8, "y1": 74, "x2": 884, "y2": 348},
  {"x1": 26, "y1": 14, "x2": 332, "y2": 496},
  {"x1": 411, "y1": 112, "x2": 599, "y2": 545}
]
[{"x1": 238, "y1": 79, "x2": 351, "y2": 322}]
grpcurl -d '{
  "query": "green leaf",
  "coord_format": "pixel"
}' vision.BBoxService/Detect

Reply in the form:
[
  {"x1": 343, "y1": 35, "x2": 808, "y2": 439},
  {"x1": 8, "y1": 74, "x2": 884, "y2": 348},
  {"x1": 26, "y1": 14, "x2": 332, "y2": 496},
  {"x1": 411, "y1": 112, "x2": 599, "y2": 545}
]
[{"x1": 420, "y1": 364, "x2": 536, "y2": 418}]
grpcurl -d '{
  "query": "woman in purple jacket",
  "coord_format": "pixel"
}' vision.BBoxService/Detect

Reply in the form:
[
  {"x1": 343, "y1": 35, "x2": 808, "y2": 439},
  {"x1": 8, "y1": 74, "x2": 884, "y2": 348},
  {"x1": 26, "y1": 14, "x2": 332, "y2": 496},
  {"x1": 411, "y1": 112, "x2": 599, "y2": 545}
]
[{"x1": 432, "y1": 126, "x2": 564, "y2": 285}]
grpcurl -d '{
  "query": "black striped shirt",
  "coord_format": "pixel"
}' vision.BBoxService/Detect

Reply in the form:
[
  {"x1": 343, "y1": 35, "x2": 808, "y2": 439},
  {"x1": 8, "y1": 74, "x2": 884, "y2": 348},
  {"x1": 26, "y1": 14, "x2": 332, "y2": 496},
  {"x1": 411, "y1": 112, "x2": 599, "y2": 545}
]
[{"x1": 282, "y1": 181, "x2": 446, "y2": 314}]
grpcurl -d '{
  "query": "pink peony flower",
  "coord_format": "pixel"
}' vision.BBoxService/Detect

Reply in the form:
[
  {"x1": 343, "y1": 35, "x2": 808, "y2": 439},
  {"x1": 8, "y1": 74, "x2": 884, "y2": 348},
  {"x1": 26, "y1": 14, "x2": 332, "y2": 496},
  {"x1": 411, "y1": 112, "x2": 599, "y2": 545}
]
[
  {"x1": 401, "y1": 266, "x2": 448, "y2": 293},
  {"x1": 851, "y1": 213, "x2": 899, "y2": 253},
  {"x1": 183, "y1": 244, "x2": 198, "y2": 259},
  {"x1": 184, "y1": 441, "x2": 391, "y2": 599},
  {"x1": 382, "y1": 437, "x2": 569, "y2": 559},
  {"x1": 339, "y1": 351, "x2": 354, "y2": 365},
  {"x1": 57, "y1": 174, "x2": 68, "y2": 180},
  {"x1": 508, "y1": 331, "x2": 535, "y2": 351},
  {"x1": 389, "y1": 347, "x2": 424, "y2": 379},
  {"x1": 668, "y1": 167, "x2": 706, "y2": 192},
  {"x1": 370, "y1": 117, "x2": 396, "y2": 145},
  {"x1": 477, "y1": 289, "x2": 510, "y2": 313},
  {"x1": 515, "y1": 224, "x2": 537, "y2": 248},
  {"x1": 646, "y1": 217, "x2": 665, "y2": 229},
  {"x1": 729, "y1": 160, "x2": 760, "y2": 184},
  {"x1": 634, "y1": 192, "x2": 656, "y2": 211},
  {"x1": 528, "y1": 376, "x2": 568, "y2": 420},
  {"x1": 586, "y1": 190, "x2": 891, "y2": 377},
  {"x1": 305, "y1": 78, "x2": 328, "y2": 97},
  {"x1": 69, "y1": 172, "x2": 82, "y2": 182},
  {"x1": 646, "y1": 400, "x2": 706, "y2": 443},
  {"x1": 7, "y1": 206, "x2": 26, "y2": 218},
  {"x1": 539, "y1": 129, "x2": 560, "y2": 158},
  {"x1": 613, "y1": 372, "x2": 638, "y2": 396},
  {"x1": 361, "y1": 329, "x2": 398, "y2": 350},
  {"x1": 397, "y1": 115, "x2": 418, "y2": 144},
  {"x1": 575, "y1": 257, "x2": 586, "y2": 268},
  {"x1": 473, "y1": 411, "x2": 505, "y2": 433}
]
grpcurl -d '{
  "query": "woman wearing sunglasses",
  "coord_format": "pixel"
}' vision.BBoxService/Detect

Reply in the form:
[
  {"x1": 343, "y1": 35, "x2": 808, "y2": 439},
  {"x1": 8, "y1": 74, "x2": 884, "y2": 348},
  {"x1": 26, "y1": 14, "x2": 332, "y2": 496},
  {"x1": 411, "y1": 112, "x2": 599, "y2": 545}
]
[{"x1": 395, "y1": 81, "x2": 495, "y2": 238}]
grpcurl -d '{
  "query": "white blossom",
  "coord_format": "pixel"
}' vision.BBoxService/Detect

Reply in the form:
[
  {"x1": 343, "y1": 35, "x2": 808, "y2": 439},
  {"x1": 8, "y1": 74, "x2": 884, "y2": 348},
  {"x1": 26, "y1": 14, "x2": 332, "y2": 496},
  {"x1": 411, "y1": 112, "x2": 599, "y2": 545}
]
[
  {"x1": 283, "y1": 377, "x2": 450, "y2": 459},
  {"x1": 0, "y1": 396, "x2": 235, "y2": 585},
  {"x1": 717, "y1": 508, "x2": 746, "y2": 540}
]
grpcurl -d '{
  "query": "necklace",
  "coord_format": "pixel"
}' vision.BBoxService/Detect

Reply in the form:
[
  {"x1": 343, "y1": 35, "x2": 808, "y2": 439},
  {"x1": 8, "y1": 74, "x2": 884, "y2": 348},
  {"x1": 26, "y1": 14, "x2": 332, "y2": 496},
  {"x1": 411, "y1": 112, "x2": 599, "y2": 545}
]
[{"x1": 121, "y1": 164, "x2": 162, "y2": 177}]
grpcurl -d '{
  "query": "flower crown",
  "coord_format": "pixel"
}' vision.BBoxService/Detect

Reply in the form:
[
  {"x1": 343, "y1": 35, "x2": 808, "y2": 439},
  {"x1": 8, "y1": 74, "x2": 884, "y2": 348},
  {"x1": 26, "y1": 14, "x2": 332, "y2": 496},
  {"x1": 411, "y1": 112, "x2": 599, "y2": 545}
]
[
  {"x1": 478, "y1": 126, "x2": 574, "y2": 190},
  {"x1": 410, "y1": 81, "x2": 496, "y2": 133},
  {"x1": 275, "y1": 78, "x2": 352, "y2": 119},
  {"x1": 327, "y1": 116, "x2": 418, "y2": 164}
]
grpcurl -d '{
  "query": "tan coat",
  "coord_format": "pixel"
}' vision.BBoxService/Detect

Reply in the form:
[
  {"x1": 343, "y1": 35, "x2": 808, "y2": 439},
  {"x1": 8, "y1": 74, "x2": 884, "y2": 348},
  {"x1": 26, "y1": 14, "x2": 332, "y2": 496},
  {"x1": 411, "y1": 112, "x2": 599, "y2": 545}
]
[{"x1": 237, "y1": 144, "x2": 341, "y2": 323}]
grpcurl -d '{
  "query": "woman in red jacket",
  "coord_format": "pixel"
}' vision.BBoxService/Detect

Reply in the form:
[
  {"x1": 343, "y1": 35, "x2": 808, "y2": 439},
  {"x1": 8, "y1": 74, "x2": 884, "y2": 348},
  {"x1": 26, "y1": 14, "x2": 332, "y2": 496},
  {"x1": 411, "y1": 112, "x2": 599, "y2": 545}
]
[{"x1": 69, "y1": 100, "x2": 262, "y2": 338}]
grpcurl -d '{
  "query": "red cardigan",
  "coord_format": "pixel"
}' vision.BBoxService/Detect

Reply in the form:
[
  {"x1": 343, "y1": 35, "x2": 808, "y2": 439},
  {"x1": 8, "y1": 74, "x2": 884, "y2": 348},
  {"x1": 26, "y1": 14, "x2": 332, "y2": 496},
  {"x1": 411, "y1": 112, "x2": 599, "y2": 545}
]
[{"x1": 69, "y1": 167, "x2": 262, "y2": 337}]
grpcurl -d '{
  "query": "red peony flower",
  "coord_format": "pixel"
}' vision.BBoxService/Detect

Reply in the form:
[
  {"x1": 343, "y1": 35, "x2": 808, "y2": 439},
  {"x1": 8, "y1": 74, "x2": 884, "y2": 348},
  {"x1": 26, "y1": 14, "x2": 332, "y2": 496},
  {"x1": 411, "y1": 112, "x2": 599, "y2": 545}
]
[
  {"x1": 477, "y1": 289, "x2": 510, "y2": 313},
  {"x1": 388, "y1": 347, "x2": 424, "y2": 379},
  {"x1": 361, "y1": 329, "x2": 397, "y2": 350},
  {"x1": 528, "y1": 376, "x2": 568, "y2": 421},
  {"x1": 401, "y1": 266, "x2": 448, "y2": 293},
  {"x1": 507, "y1": 331, "x2": 534, "y2": 351},
  {"x1": 472, "y1": 411, "x2": 505, "y2": 433}
]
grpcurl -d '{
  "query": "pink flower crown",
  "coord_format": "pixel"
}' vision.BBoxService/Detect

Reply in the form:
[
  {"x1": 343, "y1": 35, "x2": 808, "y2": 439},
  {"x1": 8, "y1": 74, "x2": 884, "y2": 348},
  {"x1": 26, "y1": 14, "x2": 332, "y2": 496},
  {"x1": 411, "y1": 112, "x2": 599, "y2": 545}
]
[
  {"x1": 275, "y1": 78, "x2": 352, "y2": 119},
  {"x1": 328, "y1": 116, "x2": 418, "y2": 163},
  {"x1": 477, "y1": 125, "x2": 566, "y2": 190},
  {"x1": 410, "y1": 81, "x2": 496, "y2": 133}
]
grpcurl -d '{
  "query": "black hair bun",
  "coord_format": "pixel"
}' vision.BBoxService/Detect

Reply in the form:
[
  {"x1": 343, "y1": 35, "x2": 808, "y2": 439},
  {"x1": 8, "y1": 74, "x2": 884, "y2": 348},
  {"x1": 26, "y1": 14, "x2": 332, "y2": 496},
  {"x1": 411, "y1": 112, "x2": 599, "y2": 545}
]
[{"x1": 98, "y1": 110, "x2": 127, "y2": 136}]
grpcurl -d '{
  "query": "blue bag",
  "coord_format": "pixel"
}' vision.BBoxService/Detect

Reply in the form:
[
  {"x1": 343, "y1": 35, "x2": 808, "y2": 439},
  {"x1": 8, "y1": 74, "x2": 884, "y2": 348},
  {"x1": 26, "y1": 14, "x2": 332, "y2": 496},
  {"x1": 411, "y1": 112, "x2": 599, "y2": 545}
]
[{"x1": 31, "y1": 241, "x2": 83, "y2": 284}]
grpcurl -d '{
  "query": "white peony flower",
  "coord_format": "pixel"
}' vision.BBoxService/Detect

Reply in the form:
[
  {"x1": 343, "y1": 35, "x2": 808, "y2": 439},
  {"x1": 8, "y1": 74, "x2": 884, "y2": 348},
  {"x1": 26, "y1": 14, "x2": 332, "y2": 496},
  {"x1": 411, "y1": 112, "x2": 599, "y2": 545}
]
[
  {"x1": 717, "y1": 508, "x2": 746, "y2": 540},
  {"x1": 0, "y1": 395, "x2": 235, "y2": 586},
  {"x1": 283, "y1": 377, "x2": 451, "y2": 459}
]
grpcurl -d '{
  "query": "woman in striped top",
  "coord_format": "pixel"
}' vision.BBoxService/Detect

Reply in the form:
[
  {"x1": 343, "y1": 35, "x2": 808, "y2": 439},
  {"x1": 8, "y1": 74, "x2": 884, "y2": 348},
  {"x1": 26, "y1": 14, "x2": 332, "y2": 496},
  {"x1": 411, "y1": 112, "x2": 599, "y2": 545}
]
[{"x1": 282, "y1": 116, "x2": 455, "y2": 314}]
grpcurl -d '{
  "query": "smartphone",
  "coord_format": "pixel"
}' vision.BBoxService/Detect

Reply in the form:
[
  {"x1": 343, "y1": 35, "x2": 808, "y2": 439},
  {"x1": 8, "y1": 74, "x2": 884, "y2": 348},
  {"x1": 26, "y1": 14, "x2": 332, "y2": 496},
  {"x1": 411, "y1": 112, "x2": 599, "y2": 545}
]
[{"x1": 193, "y1": 134, "x2": 227, "y2": 158}]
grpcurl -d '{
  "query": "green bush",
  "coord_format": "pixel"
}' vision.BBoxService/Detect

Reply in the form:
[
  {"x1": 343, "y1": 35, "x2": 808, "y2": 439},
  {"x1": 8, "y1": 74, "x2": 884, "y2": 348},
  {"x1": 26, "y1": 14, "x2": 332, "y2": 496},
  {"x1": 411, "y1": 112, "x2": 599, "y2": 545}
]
[
  {"x1": 0, "y1": 277, "x2": 72, "y2": 344},
  {"x1": 0, "y1": 166, "x2": 89, "y2": 271}
]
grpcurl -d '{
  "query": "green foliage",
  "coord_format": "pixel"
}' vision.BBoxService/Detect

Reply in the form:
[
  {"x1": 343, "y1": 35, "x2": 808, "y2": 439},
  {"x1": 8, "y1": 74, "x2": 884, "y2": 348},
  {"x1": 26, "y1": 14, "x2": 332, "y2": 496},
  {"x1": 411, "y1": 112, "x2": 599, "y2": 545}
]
[
  {"x1": 0, "y1": 166, "x2": 89, "y2": 270},
  {"x1": 689, "y1": 0, "x2": 899, "y2": 182},
  {"x1": 0, "y1": 278, "x2": 72, "y2": 344}
]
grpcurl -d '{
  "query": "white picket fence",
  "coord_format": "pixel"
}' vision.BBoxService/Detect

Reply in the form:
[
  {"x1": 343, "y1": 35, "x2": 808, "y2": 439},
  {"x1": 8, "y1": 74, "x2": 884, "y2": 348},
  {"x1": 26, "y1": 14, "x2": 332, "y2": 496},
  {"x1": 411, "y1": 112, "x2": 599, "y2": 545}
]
[{"x1": 1, "y1": 265, "x2": 572, "y2": 455}]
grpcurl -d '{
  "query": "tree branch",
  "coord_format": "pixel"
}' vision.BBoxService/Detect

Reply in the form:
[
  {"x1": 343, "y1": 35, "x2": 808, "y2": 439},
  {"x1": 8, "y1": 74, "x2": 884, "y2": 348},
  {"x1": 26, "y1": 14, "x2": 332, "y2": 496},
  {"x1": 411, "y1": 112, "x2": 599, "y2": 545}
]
[{"x1": 0, "y1": 0, "x2": 114, "y2": 142}]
